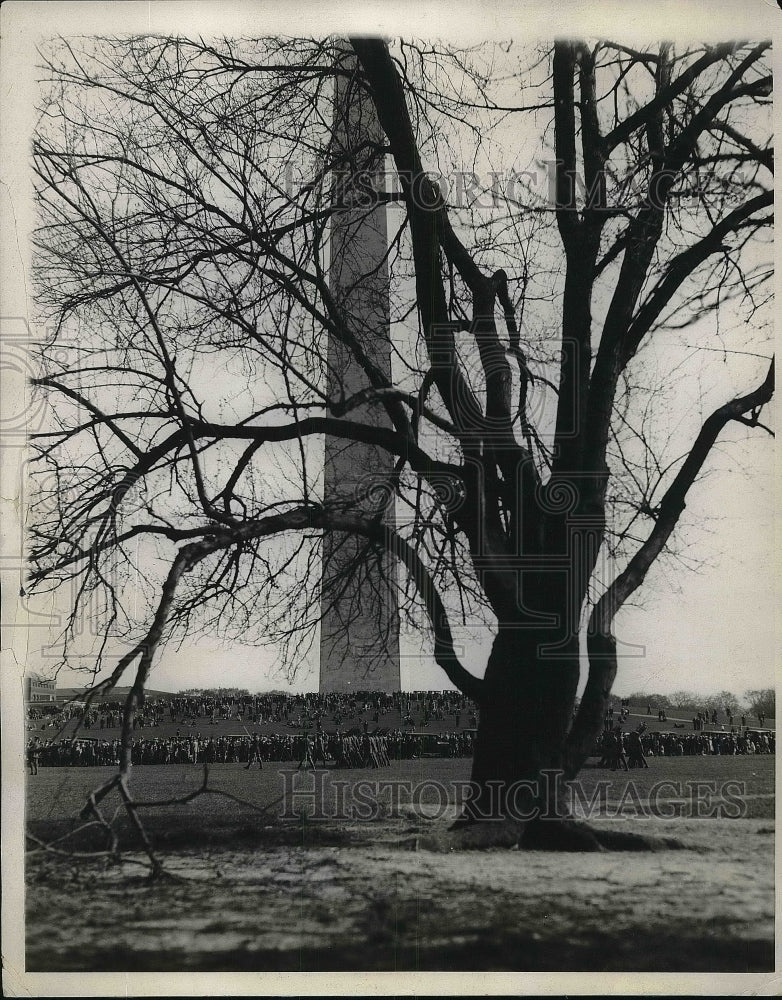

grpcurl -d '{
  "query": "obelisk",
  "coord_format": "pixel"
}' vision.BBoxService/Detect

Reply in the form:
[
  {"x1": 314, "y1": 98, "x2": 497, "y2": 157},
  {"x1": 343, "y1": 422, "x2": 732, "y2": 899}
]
[{"x1": 319, "y1": 49, "x2": 400, "y2": 693}]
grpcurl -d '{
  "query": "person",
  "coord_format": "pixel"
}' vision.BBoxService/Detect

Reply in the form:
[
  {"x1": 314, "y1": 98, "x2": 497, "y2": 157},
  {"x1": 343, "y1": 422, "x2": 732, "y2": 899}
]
[
  {"x1": 27, "y1": 738, "x2": 40, "y2": 775},
  {"x1": 334, "y1": 731, "x2": 348, "y2": 768},
  {"x1": 609, "y1": 724, "x2": 629, "y2": 771},
  {"x1": 313, "y1": 731, "x2": 328, "y2": 767},
  {"x1": 597, "y1": 730, "x2": 612, "y2": 768},
  {"x1": 245, "y1": 734, "x2": 263, "y2": 770},
  {"x1": 297, "y1": 731, "x2": 316, "y2": 771},
  {"x1": 361, "y1": 731, "x2": 374, "y2": 767},
  {"x1": 627, "y1": 727, "x2": 649, "y2": 769}
]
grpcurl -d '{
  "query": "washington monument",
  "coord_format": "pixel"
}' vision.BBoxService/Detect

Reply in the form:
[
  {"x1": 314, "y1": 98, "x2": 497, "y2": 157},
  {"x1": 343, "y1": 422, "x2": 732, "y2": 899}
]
[{"x1": 319, "y1": 50, "x2": 401, "y2": 693}]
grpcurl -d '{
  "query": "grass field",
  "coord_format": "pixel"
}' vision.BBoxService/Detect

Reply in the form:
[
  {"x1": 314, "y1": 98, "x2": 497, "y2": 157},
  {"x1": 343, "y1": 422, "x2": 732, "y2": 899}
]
[
  {"x1": 27, "y1": 754, "x2": 776, "y2": 831},
  {"x1": 25, "y1": 754, "x2": 774, "y2": 972}
]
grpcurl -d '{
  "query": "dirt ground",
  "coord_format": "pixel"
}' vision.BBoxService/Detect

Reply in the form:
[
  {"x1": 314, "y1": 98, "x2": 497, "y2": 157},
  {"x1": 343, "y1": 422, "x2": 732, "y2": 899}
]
[{"x1": 25, "y1": 757, "x2": 774, "y2": 972}]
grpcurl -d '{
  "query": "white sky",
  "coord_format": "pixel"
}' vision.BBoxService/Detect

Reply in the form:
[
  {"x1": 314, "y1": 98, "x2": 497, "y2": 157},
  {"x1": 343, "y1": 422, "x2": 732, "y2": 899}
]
[{"x1": 0, "y1": 1, "x2": 778, "y2": 703}]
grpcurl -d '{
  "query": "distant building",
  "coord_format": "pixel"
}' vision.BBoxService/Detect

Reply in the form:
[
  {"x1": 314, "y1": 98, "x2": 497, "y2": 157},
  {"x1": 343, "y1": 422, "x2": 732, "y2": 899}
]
[{"x1": 25, "y1": 672, "x2": 57, "y2": 704}]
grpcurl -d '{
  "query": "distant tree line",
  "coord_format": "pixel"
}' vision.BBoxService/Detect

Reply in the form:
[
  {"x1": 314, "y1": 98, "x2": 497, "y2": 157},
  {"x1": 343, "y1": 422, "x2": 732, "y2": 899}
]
[{"x1": 623, "y1": 688, "x2": 774, "y2": 717}]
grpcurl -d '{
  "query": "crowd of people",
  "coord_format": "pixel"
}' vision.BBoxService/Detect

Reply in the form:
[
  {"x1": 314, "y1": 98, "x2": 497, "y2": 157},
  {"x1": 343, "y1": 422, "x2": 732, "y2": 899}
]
[
  {"x1": 644, "y1": 728, "x2": 774, "y2": 757},
  {"x1": 27, "y1": 689, "x2": 479, "y2": 734},
  {"x1": 25, "y1": 687, "x2": 773, "y2": 773},
  {"x1": 604, "y1": 700, "x2": 770, "y2": 732},
  {"x1": 596, "y1": 723, "x2": 774, "y2": 770},
  {"x1": 26, "y1": 726, "x2": 476, "y2": 771},
  {"x1": 28, "y1": 719, "x2": 773, "y2": 773},
  {"x1": 29, "y1": 688, "x2": 771, "y2": 738}
]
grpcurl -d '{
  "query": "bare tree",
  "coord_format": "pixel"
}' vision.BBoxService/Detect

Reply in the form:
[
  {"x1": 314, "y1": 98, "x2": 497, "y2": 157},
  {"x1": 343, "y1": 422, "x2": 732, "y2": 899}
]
[
  {"x1": 744, "y1": 688, "x2": 774, "y2": 719},
  {"x1": 30, "y1": 35, "x2": 773, "y2": 846}
]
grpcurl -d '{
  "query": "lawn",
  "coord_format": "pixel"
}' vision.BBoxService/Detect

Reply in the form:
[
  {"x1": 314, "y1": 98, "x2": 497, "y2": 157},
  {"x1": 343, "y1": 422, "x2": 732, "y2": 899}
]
[
  {"x1": 27, "y1": 754, "x2": 775, "y2": 833},
  {"x1": 25, "y1": 755, "x2": 774, "y2": 972}
]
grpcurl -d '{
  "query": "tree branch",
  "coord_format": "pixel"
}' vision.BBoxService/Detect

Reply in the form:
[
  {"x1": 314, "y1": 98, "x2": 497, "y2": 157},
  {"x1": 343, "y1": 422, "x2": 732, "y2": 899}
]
[
  {"x1": 603, "y1": 42, "x2": 743, "y2": 152},
  {"x1": 621, "y1": 190, "x2": 773, "y2": 365},
  {"x1": 565, "y1": 360, "x2": 774, "y2": 773}
]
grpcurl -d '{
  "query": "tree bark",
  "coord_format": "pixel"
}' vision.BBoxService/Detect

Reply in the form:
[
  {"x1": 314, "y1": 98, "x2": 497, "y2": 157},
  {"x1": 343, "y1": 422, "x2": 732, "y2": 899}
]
[{"x1": 465, "y1": 627, "x2": 580, "y2": 824}]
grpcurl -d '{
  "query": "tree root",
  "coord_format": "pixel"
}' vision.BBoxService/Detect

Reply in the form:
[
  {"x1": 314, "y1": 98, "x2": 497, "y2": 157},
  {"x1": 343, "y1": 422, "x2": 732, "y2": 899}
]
[
  {"x1": 429, "y1": 815, "x2": 688, "y2": 853},
  {"x1": 521, "y1": 817, "x2": 605, "y2": 852},
  {"x1": 583, "y1": 824, "x2": 686, "y2": 852}
]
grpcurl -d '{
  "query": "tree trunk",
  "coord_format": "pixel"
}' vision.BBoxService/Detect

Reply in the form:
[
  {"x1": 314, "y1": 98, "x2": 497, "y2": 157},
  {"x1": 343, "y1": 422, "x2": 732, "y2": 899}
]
[
  {"x1": 455, "y1": 626, "x2": 674, "y2": 852},
  {"x1": 465, "y1": 627, "x2": 580, "y2": 825}
]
